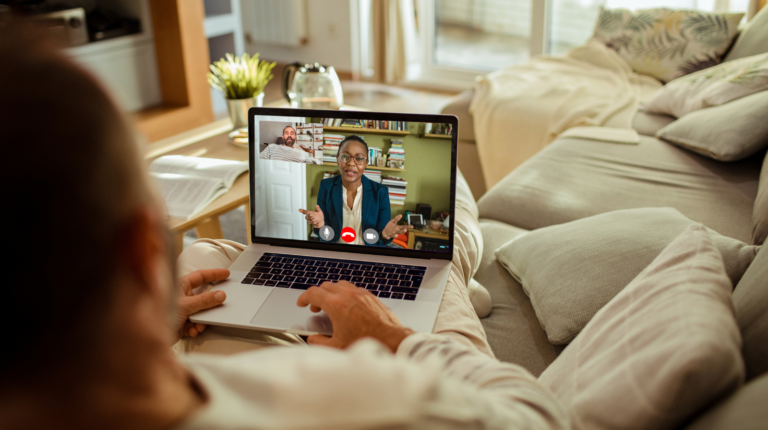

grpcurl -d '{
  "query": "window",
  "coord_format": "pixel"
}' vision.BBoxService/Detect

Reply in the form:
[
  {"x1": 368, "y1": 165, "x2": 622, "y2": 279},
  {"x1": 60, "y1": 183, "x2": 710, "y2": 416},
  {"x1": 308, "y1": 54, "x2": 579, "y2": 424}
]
[{"x1": 409, "y1": 0, "x2": 750, "y2": 88}]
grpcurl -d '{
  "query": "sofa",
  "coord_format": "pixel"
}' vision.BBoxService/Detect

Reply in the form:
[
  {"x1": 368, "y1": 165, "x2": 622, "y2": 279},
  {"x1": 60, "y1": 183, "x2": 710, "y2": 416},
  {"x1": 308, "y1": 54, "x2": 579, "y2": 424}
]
[{"x1": 442, "y1": 6, "x2": 768, "y2": 429}]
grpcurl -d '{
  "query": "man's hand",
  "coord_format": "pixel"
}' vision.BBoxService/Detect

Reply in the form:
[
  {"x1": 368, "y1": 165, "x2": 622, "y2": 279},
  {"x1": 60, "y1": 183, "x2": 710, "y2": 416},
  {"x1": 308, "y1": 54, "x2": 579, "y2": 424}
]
[
  {"x1": 382, "y1": 214, "x2": 413, "y2": 240},
  {"x1": 299, "y1": 205, "x2": 325, "y2": 229},
  {"x1": 296, "y1": 281, "x2": 414, "y2": 352},
  {"x1": 174, "y1": 269, "x2": 230, "y2": 341}
]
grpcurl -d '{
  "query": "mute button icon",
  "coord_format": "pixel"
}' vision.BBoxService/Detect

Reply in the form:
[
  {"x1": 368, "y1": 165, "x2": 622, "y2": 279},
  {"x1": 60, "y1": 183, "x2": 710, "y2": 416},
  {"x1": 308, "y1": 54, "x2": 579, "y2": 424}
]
[{"x1": 319, "y1": 225, "x2": 334, "y2": 241}]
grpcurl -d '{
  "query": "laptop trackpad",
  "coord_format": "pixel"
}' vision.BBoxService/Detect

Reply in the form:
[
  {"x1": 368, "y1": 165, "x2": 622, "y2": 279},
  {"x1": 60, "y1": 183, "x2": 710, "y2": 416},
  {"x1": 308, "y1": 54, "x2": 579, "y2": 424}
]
[{"x1": 249, "y1": 288, "x2": 333, "y2": 336}]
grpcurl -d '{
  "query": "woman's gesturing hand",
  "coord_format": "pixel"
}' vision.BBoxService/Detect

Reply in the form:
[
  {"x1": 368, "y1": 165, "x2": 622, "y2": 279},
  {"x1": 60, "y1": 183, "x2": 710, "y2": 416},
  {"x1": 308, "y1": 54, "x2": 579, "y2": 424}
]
[
  {"x1": 299, "y1": 205, "x2": 325, "y2": 229},
  {"x1": 382, "y1": 214, "x2": 412, "y2": 240}
]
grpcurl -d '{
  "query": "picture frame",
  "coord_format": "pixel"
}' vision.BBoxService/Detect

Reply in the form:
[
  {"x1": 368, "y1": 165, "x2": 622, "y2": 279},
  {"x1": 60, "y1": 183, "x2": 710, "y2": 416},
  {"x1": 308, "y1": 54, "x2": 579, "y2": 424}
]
[{"x1": 407, "y1": 213, "x2": 424, "y2": 228}]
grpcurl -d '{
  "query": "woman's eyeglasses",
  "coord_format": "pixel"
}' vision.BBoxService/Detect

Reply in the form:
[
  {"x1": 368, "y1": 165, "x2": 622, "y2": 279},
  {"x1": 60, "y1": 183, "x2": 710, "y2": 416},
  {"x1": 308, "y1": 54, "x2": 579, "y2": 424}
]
[{"x1": 339, "y1": 154, "x2": 368, "y2": 165}]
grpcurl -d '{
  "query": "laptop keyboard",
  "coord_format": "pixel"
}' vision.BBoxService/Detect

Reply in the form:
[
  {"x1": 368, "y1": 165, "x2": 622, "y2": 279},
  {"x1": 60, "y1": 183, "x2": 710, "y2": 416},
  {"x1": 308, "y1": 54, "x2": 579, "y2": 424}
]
[{"x1": 240, "y1": 252, "x2": 426, "y2": 301}]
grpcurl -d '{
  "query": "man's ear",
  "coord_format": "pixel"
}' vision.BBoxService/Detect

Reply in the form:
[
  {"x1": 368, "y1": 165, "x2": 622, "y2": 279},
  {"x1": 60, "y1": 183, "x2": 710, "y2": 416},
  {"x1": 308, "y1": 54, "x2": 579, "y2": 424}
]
[{"x1": 118, "y1": 206, "x2": 171, "y2": 297}]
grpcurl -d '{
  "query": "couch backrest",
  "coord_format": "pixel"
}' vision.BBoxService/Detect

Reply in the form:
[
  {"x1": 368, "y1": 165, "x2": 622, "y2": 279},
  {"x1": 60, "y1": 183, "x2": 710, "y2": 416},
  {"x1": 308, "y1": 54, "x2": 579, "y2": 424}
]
[
  {"x1": 733, "y1": 242, "x2": 768, "y2": 381},
  {"x1": 725, "y1": 5, "x2": 768, "y2": 62}
]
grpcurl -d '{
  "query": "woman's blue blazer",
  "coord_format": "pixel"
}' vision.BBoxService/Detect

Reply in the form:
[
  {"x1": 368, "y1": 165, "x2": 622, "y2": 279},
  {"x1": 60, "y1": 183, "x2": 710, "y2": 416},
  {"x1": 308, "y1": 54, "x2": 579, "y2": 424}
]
[{"x1": 313, "y1": 175, "x2": 393, "y2": 246}]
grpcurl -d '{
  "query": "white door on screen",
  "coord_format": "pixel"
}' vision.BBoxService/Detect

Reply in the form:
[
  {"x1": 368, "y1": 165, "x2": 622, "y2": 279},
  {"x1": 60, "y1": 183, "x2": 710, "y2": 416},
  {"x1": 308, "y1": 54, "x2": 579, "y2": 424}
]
[
  {"x1": 260, "y1": 159, "x2": 307, "y2": 240},
  {"x1": 251, "y1": 115, "x2": 307, "y2": 241}
]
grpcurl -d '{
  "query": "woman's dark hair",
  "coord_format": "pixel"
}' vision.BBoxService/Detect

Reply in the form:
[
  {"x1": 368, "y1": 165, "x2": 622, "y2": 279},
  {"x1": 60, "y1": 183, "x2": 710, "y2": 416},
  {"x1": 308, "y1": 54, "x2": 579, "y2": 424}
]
[{"x1": 336, "y1": 135, "x2": 368, "y2": 157}]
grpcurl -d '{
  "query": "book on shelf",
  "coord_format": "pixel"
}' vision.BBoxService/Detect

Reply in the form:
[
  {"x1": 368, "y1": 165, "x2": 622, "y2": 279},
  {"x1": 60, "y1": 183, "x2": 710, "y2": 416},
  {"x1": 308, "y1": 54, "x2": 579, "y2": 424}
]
[
  {"x1": 389, "y1": 200, "x2": 405, "y2": 206},
  {"x1": 363, "y1": 170, "x2": 381, "y2": 183},
  {"x1": 382, "y1": 175, "x2": 407, "y2": 186},
  {"x1": 387, "y1": 139, "x2": 405, "y2": 169},
  {"x1": 148, "y1": 155, "x2": 248, "y2": 220},
  {"x1": 323, "y1": 118, "x2": 345, "y2": 127}
]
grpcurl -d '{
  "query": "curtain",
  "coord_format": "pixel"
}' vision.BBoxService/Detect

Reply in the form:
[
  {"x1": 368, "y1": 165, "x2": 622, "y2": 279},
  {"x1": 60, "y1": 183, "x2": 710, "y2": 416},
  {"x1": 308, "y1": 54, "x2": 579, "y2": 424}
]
[{"x1": 370, "y1": 0, "x2": 420, "y2": 84}]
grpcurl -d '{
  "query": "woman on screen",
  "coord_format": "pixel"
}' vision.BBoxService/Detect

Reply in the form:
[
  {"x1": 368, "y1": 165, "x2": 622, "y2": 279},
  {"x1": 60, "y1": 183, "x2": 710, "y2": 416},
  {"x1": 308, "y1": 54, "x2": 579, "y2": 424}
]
[{"x1": 299, "y1": 135, "x2": 411, "y2": 246}]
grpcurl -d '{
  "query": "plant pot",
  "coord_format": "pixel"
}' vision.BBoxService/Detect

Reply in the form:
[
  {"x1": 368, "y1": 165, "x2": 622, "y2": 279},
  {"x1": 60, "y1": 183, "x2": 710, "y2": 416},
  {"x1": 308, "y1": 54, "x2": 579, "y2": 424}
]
[{"x1": 227, "y1": 92, "x2": 264, "y2": 130}]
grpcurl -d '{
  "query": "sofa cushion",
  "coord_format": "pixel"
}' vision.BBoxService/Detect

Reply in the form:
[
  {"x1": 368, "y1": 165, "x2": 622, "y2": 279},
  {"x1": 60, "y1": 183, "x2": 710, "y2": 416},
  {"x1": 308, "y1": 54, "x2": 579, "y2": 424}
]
[
  {"x1": 632, "y1": 111, "x2": 675, "y2": 136},
  {"x1": 539, "y1": 225, "x2": 744, "y2": 430},
  {"x1": 656, "y1": 90, "x2": 768, "y2": 161},
  {"x1": 733, "y1": 244, "x2": 768, "y2": 381},
  {"x1": 753, "y1": 151, "x2": 768, "y2": 245},
  {"x1": 724, "y1": 5, "x2": 768, "y2": 62},
  {"x1": 478, "y1": 135, "x2": 761, "y2": 243},
  {"x1": 592, "y1": 7, "x2": 743, "y2": 83},
  {"x1": 642, "y1": 52, "x2": 768, "y2": 119},
  {"x1": 495, "y1": 207, "x2": 758, "y2": 345},
  {"x1": 440, "y1": 89, "x2": 475, "y2": 143},
  {"x1": 683, "y1": 373, "x2": 768, "y2": 430},
  {"x1": 475, "y1": 219, "x2": 562, "y2": 376}
]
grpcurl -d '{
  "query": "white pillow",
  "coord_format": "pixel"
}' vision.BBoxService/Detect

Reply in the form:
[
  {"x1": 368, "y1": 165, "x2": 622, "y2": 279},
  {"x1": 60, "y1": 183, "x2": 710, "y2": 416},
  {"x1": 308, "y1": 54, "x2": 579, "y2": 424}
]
[
  {"x1": 539, "y1": 225, "x2": 744, "y2": 430},
  {"x1": 643, "y1": 53, "x2": 768, "y2": 118}
]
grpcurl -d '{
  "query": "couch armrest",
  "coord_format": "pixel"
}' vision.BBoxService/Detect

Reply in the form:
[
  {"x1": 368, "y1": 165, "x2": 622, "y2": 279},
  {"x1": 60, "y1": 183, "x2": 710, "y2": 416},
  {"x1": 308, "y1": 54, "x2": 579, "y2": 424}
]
[
  {"x1": 441, "y1": 89, "x2": 476, "y2": 144},
  {"x1": 441, "y1": 89, "x2": 486, "y2": 199}
]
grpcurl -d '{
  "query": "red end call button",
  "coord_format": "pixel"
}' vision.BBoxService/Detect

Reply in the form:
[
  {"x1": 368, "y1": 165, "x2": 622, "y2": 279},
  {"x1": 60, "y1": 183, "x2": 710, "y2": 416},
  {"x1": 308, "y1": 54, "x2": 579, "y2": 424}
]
[{"x1": 340, "y1": 227, "x2": 356, "y2": 243}]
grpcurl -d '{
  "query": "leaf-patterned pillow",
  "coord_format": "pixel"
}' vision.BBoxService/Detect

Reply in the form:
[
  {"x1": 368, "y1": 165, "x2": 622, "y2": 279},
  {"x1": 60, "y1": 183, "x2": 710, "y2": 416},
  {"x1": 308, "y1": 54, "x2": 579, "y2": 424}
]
[
  {"x1": 643, "y1": 52, "x2": 768, "y2": 118},
  {"x1": 592, "y1": 7, "x2": 743, "y2": 83}
]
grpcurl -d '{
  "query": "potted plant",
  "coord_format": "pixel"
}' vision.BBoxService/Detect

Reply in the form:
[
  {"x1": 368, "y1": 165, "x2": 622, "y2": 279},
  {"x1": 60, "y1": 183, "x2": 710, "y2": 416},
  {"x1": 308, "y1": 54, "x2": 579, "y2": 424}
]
[{"x1": 207, "y1": 53, "x2": 276, "y2": 131}]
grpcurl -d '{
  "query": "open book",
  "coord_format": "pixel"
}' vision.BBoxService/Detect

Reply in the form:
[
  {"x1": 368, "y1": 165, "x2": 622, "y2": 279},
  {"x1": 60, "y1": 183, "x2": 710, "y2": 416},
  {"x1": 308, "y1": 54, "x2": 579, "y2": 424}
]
[{"x1": 149, "y1": 155, "x2": 249, "y2": 220}]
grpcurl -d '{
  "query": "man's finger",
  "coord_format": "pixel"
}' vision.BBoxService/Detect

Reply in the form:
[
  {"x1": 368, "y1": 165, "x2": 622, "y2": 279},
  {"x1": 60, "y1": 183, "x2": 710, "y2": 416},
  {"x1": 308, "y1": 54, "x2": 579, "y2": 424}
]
[
  {"x1": 315, "y1": 205, "x2": 322, "y2": 213},
  {"x1": 334, "y1": 280, "x2": 358, "y2": 290},
  {"x1": 393, "y1": 214, "x2": 402, "y2": 222},
  {"x1": 296, "y1": 286, "x2": 331, "y2": 309},
  {"x1": 180, "y1": 290, "x2": 226, "y2": 315},
  {"x1": 179, "y1": 269, "x2": 231, "y2": 293},
  {"x1": 307, "y1": 334, "x2": 336, "y2": 348}
]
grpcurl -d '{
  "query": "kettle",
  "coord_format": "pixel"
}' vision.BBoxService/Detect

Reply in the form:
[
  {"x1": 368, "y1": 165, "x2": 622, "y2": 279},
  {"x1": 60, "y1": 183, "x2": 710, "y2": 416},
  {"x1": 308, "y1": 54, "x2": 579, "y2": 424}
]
[{"x1": 281, "y1": 62, "x2": 344, "y2": 109}]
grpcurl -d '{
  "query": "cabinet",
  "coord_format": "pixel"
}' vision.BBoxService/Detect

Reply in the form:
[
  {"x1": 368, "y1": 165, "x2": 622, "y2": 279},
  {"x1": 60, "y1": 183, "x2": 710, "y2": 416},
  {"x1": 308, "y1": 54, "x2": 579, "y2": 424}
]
[
  {"x1": 61, "y1": 0, "x2": 214, "y2": 142},
  {"x1": 65, "y1": 0, "x2": 160, "y2": 113}
]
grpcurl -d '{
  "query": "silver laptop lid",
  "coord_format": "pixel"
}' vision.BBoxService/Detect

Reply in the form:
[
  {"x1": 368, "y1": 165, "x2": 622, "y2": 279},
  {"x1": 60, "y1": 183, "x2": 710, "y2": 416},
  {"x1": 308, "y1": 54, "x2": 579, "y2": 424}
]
[{"x1": 247, "y1": 108, "x2": 458, "y2": 261}]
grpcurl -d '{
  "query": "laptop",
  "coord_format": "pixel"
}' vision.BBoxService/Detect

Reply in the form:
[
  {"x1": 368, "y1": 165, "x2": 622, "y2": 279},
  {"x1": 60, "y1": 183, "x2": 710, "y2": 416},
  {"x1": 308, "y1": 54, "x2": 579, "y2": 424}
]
[{"x1": 190, "y1": 108, "x2": 458, "y2": 336}]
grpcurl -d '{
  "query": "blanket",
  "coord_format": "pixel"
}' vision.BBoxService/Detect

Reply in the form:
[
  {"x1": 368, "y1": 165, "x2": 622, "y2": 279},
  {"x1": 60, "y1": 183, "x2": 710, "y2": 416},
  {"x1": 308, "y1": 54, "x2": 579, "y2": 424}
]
[{"x1": 470, "y1": 41, "x2": 662, "y2": 189}]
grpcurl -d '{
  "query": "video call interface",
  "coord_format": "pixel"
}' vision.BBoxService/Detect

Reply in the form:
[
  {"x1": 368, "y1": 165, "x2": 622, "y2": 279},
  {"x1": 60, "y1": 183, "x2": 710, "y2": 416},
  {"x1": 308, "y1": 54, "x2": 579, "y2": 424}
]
[{"x1": 252, "y1": 115, "x2": 454, "y2": 253}]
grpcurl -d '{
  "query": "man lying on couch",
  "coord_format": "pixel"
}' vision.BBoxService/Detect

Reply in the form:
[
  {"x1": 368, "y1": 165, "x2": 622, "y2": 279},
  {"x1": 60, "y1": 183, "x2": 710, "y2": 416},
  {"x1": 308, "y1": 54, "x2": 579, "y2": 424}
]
[{"x1": 0, "y1": 25, "x2": 566, "y2": 430}]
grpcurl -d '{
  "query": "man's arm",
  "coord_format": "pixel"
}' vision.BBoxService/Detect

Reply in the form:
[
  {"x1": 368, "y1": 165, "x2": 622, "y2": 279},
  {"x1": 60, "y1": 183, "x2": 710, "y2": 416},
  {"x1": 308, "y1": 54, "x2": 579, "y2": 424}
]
[
  {"x1": 295, "y1": 281, "x2": 568, "y2": 429},
  {"x1": 259, "y1": 145, "x2": 270, "y2": 159},
  {"x1": 396, "y1": 333, "x2": 569, "y2": 429}
]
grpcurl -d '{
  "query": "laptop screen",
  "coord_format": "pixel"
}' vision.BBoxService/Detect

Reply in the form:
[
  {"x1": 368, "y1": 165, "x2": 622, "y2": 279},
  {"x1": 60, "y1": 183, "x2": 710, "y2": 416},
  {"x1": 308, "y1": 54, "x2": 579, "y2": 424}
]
[{"x1": 249, "y1": 108, "x2": 457, "y2": 260}]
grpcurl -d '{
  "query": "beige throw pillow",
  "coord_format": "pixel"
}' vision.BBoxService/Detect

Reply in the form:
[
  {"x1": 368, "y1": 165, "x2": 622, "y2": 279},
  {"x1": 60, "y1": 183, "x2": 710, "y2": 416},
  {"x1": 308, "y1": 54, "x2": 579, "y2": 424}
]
[
  {"x1": 539, "y1": 225, "x2": 745, "y2": 430},
  {"x1": 643, "y1": 52, "x2": 768, "y2": 118},
  {"x1": 495, "y1": 208, "x2": 758, "y2": 345},
  {"x1": 592, "y1": 7, "x2": 743, "y2": 83},
  {"x1": 655, "y1": 90, "x2": 768, "y2": 161}
]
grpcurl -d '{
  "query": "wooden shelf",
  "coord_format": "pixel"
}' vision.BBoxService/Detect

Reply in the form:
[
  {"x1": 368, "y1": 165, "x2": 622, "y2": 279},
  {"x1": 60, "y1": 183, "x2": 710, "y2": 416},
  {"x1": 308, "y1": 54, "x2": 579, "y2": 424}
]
[
  {"x1": 323, "y1": 126, "x2": 410, "y2": 136},
  {"x1": 320, "y1": 162, "x2": 405, "y2": 172},
  {"x1": 422, "y1": 133, "x2": 452, "y2": 140}
]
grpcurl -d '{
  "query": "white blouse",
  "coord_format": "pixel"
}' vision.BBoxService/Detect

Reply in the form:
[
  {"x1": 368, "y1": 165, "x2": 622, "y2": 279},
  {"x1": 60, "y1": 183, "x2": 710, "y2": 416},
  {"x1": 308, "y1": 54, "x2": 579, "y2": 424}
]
[{"x1": 338, "y1": 184, "x2": 363, "y2": 245}]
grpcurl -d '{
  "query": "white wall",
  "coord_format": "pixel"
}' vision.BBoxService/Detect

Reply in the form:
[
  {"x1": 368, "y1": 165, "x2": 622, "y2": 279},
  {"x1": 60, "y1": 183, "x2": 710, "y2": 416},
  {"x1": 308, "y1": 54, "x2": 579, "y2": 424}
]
[{"x1": 242, "y1": 0, "x2": 353, "y2": 71}]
